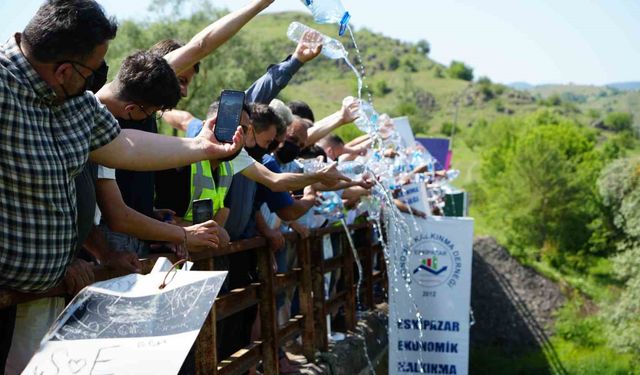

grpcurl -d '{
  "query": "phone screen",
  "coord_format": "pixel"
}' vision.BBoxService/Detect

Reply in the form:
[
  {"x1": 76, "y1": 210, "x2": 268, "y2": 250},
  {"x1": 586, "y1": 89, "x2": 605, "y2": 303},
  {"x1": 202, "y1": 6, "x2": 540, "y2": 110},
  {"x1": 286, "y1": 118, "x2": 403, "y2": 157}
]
[
  {"x1": 192, "y1": 198, "x2": 214, "y2": 224},
  {"x1": 215, "y1": 90, "x2": 245, "y2": 143}
]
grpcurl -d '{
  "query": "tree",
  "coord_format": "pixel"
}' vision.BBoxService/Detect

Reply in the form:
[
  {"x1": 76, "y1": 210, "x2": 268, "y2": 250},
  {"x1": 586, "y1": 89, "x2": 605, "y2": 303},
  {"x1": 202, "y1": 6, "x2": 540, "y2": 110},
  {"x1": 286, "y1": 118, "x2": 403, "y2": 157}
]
[
  {"x1": 447, "y1": 60, "x2": 473, "y2": 81},
  {"x1": 374, "y1": 79, "x2": 392, "y2": 96},
  {"x1": 416, "y1": 39, "x2": 430, "y2": 55},
  {"x1": 479, "y1": 112, "x2": 603, "y2": 265},
  {"x1": 597, "y1": 158, "x2": 640, "y2": 353}
]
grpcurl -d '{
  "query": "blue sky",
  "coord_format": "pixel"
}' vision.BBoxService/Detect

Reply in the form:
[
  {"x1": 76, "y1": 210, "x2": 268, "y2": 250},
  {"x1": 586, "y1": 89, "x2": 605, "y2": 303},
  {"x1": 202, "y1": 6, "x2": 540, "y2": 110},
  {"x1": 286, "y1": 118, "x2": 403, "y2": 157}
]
[{"x1": 1, "y1": 0, "x2": 638, "y2": 85}]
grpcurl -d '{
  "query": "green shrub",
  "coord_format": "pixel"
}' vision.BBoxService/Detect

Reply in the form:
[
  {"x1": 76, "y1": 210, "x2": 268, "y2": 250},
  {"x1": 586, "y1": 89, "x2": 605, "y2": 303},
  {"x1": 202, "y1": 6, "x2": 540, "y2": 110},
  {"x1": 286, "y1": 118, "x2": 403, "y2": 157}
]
[
  {"x1": 447, "y1": 60, "x2": 474, "y2": 81},
  {"x1": 604, "y1": 112, "x2": 633, "y2": 132}
]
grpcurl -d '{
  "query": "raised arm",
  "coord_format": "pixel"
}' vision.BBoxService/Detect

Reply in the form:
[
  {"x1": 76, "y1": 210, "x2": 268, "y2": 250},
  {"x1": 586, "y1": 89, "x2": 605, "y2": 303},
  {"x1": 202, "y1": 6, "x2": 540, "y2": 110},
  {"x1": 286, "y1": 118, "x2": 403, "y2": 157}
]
[
  {"x1": 90, "y1": 117, "x2": 242, "y2": 171},
  {"x1": 306, "y1": 98, "x2": 360, "y2": 146},
  {"x1": 162, "y1": 109, "x2": 196, "y2": 132},
  {"x1": 245, "y1": 30, "x2": 323, "y2": 104},
  {"x1": 164, "y1": 0, "x2": 275, "y2": 74}
]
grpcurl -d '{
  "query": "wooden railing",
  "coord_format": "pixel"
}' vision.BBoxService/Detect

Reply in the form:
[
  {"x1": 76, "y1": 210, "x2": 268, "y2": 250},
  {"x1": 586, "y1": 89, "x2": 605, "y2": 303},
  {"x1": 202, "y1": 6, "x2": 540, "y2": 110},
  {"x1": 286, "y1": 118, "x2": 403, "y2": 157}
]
[{"x1": 0, "y1": 223, "x2": 387, "y2": 374}]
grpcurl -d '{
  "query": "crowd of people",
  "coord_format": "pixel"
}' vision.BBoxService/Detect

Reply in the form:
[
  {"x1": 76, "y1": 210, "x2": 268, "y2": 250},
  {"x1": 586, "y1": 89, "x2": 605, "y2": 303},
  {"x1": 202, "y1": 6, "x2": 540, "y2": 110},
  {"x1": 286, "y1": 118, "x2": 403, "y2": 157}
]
[{"x1": 0, "y1": 0, "x2": 451, "y2": 373}]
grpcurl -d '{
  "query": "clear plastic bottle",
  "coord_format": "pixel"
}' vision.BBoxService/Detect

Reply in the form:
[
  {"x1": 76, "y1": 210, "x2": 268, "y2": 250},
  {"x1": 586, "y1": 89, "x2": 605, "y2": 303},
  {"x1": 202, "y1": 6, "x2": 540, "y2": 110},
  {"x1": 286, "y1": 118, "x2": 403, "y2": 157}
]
[
  {"x1": 353, "y1": 101, "x2": 379, "y2": 134},
  {"x1": 313, "y1": 191, "x2": 344, "y2": 220},
  {"x1": 337, "y1": 160, "x2": 366, "y2": 180},
  {"x1": 299, "y1": 0, "x2": 351, "y2": 36},
  {"x1": 287, "y1": 22, "x2": 349, "y2": 60}
]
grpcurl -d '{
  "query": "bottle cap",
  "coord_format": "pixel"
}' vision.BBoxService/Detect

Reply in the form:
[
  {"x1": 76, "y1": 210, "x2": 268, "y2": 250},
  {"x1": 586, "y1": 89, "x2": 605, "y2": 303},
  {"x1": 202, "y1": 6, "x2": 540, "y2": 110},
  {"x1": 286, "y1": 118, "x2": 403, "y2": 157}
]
[{"x1": 338, "y1": 12, "x2": 351, "y2": 36}]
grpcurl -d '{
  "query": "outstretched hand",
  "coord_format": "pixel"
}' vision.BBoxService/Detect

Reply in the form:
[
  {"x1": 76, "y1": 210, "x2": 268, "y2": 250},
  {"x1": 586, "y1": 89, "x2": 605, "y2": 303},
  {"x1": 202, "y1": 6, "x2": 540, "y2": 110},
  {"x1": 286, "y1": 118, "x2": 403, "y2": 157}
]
[
  {"x1": 317, "y1": 162, "x2": 351, "y2": 187},
  {"x1": 197, "y1": 115, "x2": 244, "y2": 160},
  {"x1": 339, "y1": 96, "x2": 360, "y2": 125},
  {"x1": 293, "y1": 30, "x2": 323, "y2": 63}
]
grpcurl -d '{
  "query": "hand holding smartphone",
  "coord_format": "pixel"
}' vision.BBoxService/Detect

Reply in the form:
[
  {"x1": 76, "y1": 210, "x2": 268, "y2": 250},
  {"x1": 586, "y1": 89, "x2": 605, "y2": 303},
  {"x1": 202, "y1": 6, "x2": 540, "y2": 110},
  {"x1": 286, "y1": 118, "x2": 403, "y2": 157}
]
[
  {"x1": 192, "y1": 198, "x2": 214, "y2": 224},
  {"x1": 214, "y1": 90, "x2": 246, "y2": 144}
]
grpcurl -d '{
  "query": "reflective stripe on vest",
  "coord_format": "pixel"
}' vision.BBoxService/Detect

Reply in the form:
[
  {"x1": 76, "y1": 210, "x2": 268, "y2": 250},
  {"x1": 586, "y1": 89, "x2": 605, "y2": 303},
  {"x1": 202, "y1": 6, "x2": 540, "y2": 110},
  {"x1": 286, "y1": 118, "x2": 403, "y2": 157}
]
[{"x1": 184, "y1": 160, "x2": 234, "y2": 221}]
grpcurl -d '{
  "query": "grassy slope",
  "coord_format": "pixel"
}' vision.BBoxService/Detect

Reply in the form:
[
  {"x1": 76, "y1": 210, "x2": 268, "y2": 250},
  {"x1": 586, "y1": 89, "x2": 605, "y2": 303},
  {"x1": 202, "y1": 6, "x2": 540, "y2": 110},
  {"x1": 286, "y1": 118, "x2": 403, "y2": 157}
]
[{"x1": 152, "y1": 11, "x2": 639, "y2": 371}]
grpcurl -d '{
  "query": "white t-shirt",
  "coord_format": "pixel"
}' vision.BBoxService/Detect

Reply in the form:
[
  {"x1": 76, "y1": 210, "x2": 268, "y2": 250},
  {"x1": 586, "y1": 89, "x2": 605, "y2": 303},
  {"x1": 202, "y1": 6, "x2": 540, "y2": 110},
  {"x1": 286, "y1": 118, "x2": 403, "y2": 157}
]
[
  {"x1": 230, "y1": 148, "x2": 255, "y2": 175},
  {"x1": 94, "y1": 166, "x2": 116, "y2": 225}
]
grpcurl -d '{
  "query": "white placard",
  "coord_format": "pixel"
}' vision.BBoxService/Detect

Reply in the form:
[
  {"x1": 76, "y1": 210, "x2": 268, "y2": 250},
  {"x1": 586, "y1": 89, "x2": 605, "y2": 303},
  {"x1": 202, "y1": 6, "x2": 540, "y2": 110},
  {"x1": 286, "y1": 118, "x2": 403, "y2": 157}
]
[
  {"x1": 24, "y1": 264, "x2": 227, "y2": 375},
  {"x1": 392, "y1": 116, "x2": 416, "y2": 147},
  {"x1": 395, "y1": 183, "x2": 429, "y2": 215},
  {"x1": 388, "y1": 215, "x2": 474, "y2": 375}
]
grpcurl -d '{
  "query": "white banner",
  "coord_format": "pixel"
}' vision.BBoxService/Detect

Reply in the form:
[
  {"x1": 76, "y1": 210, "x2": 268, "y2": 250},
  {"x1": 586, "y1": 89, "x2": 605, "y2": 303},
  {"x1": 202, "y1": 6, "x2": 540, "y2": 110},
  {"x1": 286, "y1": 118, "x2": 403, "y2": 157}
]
[
  {"x1": 388, "y1": 213, "x2": 474, "y2": 375},
  {"x1": 392, "y1": 116, "x2": 416, "y2": 148},
  {"x1": 24, "y1": 263, "x2": 227, "y2": 375}
]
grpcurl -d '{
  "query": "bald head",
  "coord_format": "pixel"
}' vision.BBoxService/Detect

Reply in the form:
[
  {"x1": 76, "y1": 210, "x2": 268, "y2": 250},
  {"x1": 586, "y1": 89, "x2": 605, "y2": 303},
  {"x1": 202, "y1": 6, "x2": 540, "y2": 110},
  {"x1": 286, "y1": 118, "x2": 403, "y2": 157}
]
[{"x1": 286, "y1": 116, "x2": 308, "y2": 148}]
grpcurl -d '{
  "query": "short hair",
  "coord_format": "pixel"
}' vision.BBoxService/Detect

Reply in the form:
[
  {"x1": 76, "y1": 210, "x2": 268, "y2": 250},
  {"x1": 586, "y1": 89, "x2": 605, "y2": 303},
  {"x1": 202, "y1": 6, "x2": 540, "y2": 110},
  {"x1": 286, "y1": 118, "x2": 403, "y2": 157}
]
[
  {"x1": 269, "y1": 99, "x2": 293, "y2": 127},
  {"x1": 206, "y1": 99, "x2": 252, "y2": 119},
  {"x1": 251, "y1": 103, "x2": 284, "y2": 134},
  {"x1": 23, "y1": 0, "x2": 118, "y2": 63},
  {"x1": 114, "y1": 51, "x2": 181, "y2": 110},
  {"x1": 299, "y1": 145, "x2": 327, "y2": 161},
  {"x1": 298, "y1": 117, "x2": 314, "y2": 129},
  {"x1": 149, "y1": 39, "x2": 200, "y2": 74},
  {"x1": 288, "y1": 100, "x2": 315, "y2": 123},
  {"x1": 324, "y1": 134, "x2": 345, "y2": 147}
]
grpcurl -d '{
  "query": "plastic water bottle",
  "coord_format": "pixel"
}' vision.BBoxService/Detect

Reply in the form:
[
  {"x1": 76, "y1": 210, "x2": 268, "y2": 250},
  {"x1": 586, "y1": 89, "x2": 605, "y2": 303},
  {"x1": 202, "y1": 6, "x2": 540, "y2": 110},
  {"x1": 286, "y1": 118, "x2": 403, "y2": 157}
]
[
  {"x1": 287, "y1": 22, "x2": 348, "y2": 60},
  {"x1": 299, "y1": 0, "x2": 351, "y2": 36},
  {"x1": 353, "y1": 101, "x2": 379, "y2": 134},
  {"x1": 313, "y1": 191, "x2": 344, "y2": 220},
  {"x1": 300, "y1": 158, "x2": 327, "y2": 174},
  {"x1": 337, "y1": 160, "x2": 366, "y2": 180},
  {"x1": 446, "y1": 169, "x2": 460, "y2": 181}
]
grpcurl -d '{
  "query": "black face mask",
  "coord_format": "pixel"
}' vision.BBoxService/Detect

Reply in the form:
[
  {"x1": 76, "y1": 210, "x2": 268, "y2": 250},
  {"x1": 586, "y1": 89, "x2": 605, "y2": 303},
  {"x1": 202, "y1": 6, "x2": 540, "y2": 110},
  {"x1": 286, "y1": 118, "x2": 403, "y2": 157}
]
[
  {"x1": 89, "y1": 61, "x2": 109, "y2": 94},
  {"x1": 59, "y1": 60, "x2": 104, "y2": 99},
  {"x1": 267, "y1": 139, "x2": 280, "y2": 153},
  {"x1": 276, "y1": 140, "x2": 301, "y2": 164},
  {"x1": 246, "y1": 144, "x2": 269, "y2": 161}
]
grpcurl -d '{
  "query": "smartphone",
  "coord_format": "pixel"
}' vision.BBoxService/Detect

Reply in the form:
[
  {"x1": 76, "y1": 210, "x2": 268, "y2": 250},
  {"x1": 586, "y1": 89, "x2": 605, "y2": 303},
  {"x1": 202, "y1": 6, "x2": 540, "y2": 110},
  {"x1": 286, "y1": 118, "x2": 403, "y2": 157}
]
[
  {"x1": 214, "y1": 89, "x2": 246, "y2": 143},
  {"x1": 192, "y1": 198, "x2": 214, "y2": 224}
]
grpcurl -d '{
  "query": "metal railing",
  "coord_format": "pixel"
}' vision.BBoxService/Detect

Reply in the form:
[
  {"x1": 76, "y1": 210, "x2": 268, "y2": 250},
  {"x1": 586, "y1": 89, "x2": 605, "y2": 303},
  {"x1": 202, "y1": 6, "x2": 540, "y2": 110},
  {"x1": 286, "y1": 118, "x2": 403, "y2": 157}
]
[{"x1": 0, "y1": 223, "x2": 387, "y2": 374}]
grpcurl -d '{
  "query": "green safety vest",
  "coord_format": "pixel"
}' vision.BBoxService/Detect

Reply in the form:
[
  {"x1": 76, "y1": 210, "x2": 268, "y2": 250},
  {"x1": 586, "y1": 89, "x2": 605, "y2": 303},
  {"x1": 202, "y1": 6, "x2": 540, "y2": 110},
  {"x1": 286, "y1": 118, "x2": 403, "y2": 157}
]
[{"x1": 184, "y1": 160, "x2": 234, "y2": 221}]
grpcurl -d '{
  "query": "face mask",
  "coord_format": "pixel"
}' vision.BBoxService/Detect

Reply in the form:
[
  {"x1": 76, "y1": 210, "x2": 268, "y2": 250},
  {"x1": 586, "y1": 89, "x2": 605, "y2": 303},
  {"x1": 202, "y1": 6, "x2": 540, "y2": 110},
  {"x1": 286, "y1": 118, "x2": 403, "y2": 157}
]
[
  {"x1": 59, "y1": 60, "x2": 101, "y2": 99},
  {"x1": 267, "y1": 139, "x2": 280, "y2": 153},
  {"x1": 245, "y1": 127, "x2": 269, "y2": 160},
  {"x1": 88, "y1": 61, "x2": 109, "y2": 94},
  {"x1": 275, "y1": 140, "x2": 301, "y2": 164},
  {"x1": 246, "y1": 144, "x2": 269, "y2": 161}
]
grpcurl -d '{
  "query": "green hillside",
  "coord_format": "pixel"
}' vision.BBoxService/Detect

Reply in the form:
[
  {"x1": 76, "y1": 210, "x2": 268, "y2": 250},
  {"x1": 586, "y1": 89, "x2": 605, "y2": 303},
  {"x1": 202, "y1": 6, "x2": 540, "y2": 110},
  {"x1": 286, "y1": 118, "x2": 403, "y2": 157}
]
[
  {"x1": 107, "y1": 9, "x2": 636, "y2": 144},
  {"x1": 104, "y1": 6, "x2": 640, "y2": 373}
]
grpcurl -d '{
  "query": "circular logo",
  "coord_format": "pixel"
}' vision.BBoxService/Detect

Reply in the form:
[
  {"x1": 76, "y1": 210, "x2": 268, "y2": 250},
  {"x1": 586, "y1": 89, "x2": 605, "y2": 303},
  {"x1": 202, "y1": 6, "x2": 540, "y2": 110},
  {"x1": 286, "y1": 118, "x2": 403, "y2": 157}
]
[{"x1": 409, "y1": 240, "x2": 454, "y2": 288}]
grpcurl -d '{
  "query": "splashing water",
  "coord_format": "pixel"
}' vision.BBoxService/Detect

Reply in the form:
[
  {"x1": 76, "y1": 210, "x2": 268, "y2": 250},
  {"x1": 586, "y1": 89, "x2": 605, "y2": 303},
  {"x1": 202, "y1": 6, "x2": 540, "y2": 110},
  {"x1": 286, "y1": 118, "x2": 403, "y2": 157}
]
[
  {"x1": 347, "y1": 25, "x2": 373, "y2": 104},
  {"x1": 342, "y1": 55, "x2": 363, "y2": 100},
  {"x1": 339, "y1": 218, "x2": 376, "y2": 374}
]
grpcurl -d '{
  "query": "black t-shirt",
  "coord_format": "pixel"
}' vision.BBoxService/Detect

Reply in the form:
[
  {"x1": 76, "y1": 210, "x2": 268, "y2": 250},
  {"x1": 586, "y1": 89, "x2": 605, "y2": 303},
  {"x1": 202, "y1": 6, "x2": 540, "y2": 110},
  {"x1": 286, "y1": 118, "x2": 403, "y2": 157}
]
[
  {"x1": 75, "y1": 162, "x2": 98, "y2": 250},
  {"x1": 155, "y1": 166, "x2": 191, "y2": 217},
  {"x1": 115, "y1": 117, "x2": 157, "y2": 218}
]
